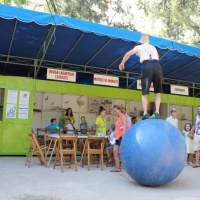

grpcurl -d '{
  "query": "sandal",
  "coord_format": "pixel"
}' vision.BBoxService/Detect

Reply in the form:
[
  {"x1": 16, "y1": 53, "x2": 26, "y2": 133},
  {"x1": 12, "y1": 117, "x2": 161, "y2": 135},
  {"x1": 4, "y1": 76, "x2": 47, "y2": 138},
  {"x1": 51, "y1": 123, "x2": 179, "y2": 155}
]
[{"x1": 110, "y1": 168, "x2": 121, "y2": 172}]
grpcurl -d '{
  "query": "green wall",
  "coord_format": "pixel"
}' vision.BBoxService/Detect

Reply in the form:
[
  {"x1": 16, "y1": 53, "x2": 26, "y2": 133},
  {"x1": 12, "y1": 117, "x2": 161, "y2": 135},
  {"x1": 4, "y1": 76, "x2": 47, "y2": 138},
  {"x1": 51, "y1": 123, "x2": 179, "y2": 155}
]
[
  {"x1": 0, "y1": 75, "x2": 200, "y2": 155},
  {"x1": 0, "y1": 76, "x2": 34, "y2": 155}
]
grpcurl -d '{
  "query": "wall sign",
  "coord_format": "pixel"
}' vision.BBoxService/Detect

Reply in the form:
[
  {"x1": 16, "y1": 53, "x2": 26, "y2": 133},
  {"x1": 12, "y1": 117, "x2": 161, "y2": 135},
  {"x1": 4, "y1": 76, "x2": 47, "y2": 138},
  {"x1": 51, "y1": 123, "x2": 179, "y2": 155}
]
[
  {"x1": 170, "y1": 85, "x2": 189, "y2": 96},
  {"x1": 6, "y1": 104, "x2": 16, "y2": 118},
  {"x1": 89, "y1": 97, "x2": 113, "y2": 114},
  {"x1": 93, "y1": 74, "x2": 119, "y2": 87},
  {"x1": 137, "y1": 80, "x2": 154, "y2": 91},
  {"x1": 18, "y1": 105, "x2": 29, "y2": 119},
  {"x1": 19, "y1": 91, "x2": 30, "y2": 105},
  {"x1": 7, "y1": 90, "x2": 18, "y2": 104},
  {"x1": 47, "y1": 68, "x2": 76, "y2": 82}
]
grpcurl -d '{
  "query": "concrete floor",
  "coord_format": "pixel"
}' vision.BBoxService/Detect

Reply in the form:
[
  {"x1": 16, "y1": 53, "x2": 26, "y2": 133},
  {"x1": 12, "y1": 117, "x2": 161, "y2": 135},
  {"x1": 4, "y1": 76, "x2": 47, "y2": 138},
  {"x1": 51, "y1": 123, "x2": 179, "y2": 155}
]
[{"x1": 0, "y1": 157, "x2": 200, "y2": 200}]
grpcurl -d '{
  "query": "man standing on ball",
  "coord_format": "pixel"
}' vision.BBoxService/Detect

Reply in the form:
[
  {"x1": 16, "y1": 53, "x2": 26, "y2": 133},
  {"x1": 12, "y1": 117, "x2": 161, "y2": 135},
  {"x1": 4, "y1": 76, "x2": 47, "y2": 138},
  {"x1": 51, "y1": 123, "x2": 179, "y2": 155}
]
[{"x1": 119, "y1": 34, "x2": 162, "y2": 120}]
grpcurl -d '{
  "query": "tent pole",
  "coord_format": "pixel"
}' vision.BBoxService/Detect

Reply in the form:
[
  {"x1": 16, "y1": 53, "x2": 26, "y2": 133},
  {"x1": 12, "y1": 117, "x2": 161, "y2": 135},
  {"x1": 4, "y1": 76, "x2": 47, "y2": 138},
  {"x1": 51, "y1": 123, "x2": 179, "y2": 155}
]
[{"x1": 34, "y1": 26, "x2": 57, "y2": 78}]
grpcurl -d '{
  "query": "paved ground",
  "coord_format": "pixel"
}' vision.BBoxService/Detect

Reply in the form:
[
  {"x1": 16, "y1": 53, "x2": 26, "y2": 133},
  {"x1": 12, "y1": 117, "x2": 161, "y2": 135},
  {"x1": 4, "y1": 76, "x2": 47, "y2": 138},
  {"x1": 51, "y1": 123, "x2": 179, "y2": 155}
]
[{"x1": 0, "y1": 157, "x2": 200, "y2": 200}]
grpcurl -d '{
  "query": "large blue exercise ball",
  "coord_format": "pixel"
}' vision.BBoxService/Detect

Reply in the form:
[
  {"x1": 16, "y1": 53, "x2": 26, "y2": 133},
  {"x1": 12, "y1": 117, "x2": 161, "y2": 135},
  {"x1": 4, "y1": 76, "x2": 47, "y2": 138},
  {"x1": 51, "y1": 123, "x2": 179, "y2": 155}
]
[{"x1": 120, "y1": 119, "x2": 186, "y2": 187}]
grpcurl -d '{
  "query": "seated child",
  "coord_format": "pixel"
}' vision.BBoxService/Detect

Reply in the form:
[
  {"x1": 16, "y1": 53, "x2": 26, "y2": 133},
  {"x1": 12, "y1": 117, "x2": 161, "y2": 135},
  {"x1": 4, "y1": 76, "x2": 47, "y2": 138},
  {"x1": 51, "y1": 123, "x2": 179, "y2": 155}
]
[
  {"x1": 45, "y1": 118, "x2": 57, "y2": 134},
  {"x1": 65, "y1": 118, "x2": 75, "y2": 135}
]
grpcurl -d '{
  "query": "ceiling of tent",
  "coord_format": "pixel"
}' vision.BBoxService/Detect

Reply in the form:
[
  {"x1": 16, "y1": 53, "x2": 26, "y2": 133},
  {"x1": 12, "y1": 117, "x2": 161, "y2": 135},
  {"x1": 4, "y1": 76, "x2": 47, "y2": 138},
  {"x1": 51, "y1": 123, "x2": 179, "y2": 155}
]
[{"x1": 0, "y1": 4, "x2": 200, "y2": 96}]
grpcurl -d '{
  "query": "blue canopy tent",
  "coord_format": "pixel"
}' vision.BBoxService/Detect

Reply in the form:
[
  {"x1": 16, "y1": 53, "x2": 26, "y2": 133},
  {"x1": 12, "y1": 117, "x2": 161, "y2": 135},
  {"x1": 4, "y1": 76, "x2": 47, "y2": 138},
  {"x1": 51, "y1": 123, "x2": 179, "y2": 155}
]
[{"x1": 0, "y1": 4, "x2": 200, "y2": 96}]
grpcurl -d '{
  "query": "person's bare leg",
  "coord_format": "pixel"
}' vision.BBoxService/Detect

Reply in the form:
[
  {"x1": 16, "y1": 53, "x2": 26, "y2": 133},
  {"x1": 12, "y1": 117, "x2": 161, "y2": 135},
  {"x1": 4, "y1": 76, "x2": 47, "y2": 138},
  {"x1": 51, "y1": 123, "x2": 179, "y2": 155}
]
[
  {"x1": 188, "y1": 154, "x2": 193, "y2": 164},
  {"x1": 195, "y1": 150, "x2": 200, "y2": 166},
  {"x1": 155, "y1": 93, "x2": 161, "y2": 113},
  {"x1": 113, "y1": 145, "x2": 120, "y2": 169},
  {"x1": 142, "y1": 95, "x2": 148, "y2": 115}
]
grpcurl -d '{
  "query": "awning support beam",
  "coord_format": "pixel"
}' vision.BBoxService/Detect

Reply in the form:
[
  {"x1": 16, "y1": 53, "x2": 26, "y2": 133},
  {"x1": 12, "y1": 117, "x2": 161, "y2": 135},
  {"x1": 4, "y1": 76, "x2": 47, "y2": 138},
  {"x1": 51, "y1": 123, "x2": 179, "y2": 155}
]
[
  {"x1": 161, "y1": 53, "x2": 182, "y2": 68},
  {"x1": 84, "y1": 38, "x2": 112, "y2": 66},
  {"x1": 60, "y1": 32, "x2": 85, "y2": 68},
  {"x1": 34, "y1": 26, "x2": 57, "y2": 78},
  {"x1": 165, "y1": 58, "x2": 199, "y2": 76},
  {"x1": 106, "y1": 44, "x2": 138, "y2": 70}
]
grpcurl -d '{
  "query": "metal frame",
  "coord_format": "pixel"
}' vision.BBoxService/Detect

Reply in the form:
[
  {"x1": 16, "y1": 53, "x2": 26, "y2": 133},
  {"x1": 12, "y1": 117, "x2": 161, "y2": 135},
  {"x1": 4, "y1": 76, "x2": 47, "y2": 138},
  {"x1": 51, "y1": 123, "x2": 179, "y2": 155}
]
[
  {"x1": 164, "y1": 58, "x2": 199, "y2": 77},
  {"x1": 60, "y1": 32, "x2": 85, "y2": 68},
  {"x1": 1, "y1": 52, "x2": 200, "y2": 93},
  {"x1": 0, "y1": 17, "x2": 200, "y2": 97},
  {"x1": 34, "y1": 26, "x2": 57, "y2": 78}
]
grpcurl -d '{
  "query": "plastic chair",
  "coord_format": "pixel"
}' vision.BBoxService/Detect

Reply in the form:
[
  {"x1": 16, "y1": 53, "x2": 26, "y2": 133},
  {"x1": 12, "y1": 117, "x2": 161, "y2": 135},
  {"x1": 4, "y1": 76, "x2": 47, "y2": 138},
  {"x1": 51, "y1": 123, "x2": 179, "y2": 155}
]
[
  {"x1": 25, "y1": 133, "x2": 48, "y2": 168},
  {"x1": 54, "y1": 135, "x2": 78, "y2": 172}
]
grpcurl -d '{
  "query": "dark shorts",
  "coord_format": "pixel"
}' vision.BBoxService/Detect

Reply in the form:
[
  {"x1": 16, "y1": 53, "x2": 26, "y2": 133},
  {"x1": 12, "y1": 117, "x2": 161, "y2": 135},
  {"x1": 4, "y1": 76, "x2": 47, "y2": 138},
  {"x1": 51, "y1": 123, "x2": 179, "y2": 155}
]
[
  {"x1": 141, "y1": 60, "x2": 163, "y2": 95},
  {"x1": 115, "y1": 137, "x2": 122, "y2": 146}
]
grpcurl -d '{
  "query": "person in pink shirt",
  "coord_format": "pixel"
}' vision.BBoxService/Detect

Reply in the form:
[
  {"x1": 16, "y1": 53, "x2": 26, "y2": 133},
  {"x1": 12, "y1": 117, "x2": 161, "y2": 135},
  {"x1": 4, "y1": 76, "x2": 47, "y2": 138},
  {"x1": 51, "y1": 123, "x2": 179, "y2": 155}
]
[{"x1": 110, "y1": 105, "x2": 127, "y2": 172}]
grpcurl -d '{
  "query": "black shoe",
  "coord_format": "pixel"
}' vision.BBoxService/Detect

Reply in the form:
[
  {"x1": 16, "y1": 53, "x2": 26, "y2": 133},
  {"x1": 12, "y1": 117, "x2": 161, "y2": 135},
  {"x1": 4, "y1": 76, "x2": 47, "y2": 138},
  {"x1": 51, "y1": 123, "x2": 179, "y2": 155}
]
[
  {"x1": 142, "y1": 114, "x2": 149, "y2": 120},
  {"x1": 154, "y1": 112, "x2": 161, "y2": 119}
]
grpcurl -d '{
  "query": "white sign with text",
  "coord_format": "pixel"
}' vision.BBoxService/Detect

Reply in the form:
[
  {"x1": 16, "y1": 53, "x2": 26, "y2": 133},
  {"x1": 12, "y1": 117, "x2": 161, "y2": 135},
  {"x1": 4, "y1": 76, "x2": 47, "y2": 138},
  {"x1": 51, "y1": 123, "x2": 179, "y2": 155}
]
[
  {"x1": 47, "y1": 68, "x2": 76, "y2": 82},
  {"x1": 93, "y1": 74, "x2": 119, "y2": 87},
  {"x1": 171, "y1": 85, "x2": 189, "y2": 96}
]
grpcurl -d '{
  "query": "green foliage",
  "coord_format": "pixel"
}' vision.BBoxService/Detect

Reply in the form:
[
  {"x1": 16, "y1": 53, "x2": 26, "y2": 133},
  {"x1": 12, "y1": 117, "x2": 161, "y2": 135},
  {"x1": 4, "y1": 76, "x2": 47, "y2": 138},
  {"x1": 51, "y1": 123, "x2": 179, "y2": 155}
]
[
  {"x1": 2, "y1": 0, "x2": 199, "y2": 47},
  {"x1": 46, "y1": 0, "x2": 136, "y2": 31},
  {"x1": 0, "y1": 0, "x2": 27, "y2": 7},
  {"x1": 136, "y1": 0, "x2": 200, "y2": 47}
]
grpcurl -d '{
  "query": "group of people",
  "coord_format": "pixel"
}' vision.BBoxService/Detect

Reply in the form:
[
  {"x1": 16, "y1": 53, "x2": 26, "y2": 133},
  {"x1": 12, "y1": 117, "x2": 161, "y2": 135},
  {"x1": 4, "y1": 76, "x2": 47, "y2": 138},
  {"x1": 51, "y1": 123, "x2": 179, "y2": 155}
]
[
  {"x1": 45, "y1": 106, "x2": 136, "y2": 136},
  {"x1": 44, "y1": 33, "x2": 199, "y2": 172},
  {"x1": 45, "y1": 104, "x2": 133, "y2": 172},
  {"x1": 46, "y1": 107, "x2": 86, "y2": 135},
  {"x1": 181, "y1": 106, "x2": 200, "y2": 168},
  {"x1": 165, "y1": 106, "x2": 200, "y2": 168}
]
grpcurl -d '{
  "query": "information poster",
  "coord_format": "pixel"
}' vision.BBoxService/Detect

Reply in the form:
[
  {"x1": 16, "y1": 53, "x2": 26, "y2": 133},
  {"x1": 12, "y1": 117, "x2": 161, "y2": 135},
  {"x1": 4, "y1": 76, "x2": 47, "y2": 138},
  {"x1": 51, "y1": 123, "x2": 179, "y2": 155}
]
[
  {"x1": 6, "y1": 104, "x2": 17, "y2": 118},
  {"x1": 18, "y1": 105, "x2": 29, "y2": 119},
  {"x1": 7, "y1": 90, "x2": 18, "y2": 104},
  {"x1": 19, "y1": 91, "x2": 30, "y2": 105}
]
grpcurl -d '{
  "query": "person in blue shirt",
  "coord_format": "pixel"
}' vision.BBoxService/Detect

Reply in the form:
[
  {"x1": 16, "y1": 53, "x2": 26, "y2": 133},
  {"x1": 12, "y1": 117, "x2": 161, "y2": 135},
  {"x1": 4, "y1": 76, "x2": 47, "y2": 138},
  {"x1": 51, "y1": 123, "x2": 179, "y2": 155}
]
[{"x1": 45, "y1": 118, "x2": 58, "y2": 134}]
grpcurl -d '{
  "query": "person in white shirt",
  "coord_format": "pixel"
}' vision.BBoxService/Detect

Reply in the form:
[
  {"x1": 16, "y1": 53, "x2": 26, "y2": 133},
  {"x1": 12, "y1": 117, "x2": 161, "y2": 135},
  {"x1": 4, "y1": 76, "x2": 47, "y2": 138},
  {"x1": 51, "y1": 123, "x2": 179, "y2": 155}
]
[
  {"x1": 65, "y1": 118, "x2": 75, "y2": 135},
  {"x1": 119, "y1": 34, "x2": 162, "y2": 120},
  {"x1": 166, "y1": 108, "x2": 178, "y2": 128}
]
